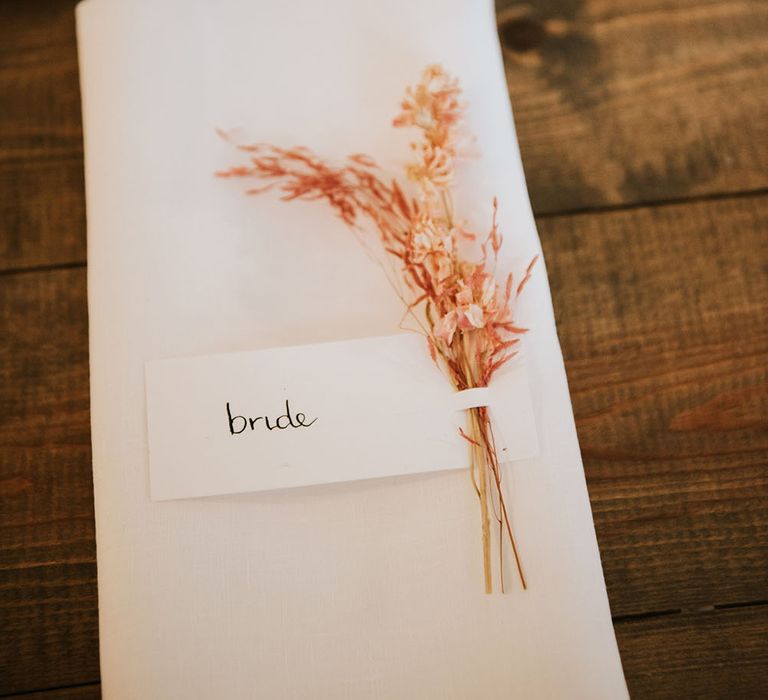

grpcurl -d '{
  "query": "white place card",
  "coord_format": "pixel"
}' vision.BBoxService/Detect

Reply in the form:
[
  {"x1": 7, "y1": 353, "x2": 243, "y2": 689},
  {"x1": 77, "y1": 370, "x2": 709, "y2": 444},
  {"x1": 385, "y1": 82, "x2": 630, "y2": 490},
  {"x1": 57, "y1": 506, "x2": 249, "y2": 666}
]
[{"x1": 145, "y1": 333, "x2": 539, "y2": 500}]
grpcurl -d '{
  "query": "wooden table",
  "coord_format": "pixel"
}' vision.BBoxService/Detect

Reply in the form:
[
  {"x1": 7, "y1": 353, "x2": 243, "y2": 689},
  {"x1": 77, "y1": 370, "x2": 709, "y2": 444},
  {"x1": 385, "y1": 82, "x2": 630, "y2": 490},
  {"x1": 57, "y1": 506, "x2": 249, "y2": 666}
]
[{"x1": 1, "y1": 1, "x2": 766, "y2": 697}]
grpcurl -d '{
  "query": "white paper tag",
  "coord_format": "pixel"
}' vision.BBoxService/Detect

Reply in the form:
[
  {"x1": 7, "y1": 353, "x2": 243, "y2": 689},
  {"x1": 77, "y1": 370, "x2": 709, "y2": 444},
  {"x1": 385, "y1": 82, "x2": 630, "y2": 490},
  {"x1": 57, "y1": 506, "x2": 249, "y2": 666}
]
[{"x1": 145, "y1": 334, "x2": 539, "y2": 500}]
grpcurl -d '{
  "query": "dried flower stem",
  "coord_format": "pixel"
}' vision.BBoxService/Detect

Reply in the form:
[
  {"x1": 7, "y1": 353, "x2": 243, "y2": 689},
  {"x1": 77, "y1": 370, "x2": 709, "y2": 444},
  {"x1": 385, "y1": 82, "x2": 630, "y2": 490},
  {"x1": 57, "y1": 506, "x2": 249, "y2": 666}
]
[
  {"x1": 468, "y1": 408, "x2": 493, "y2": 592},
  {"x1": 218, "y1": 65, "x2": 534, "y2": 592}
]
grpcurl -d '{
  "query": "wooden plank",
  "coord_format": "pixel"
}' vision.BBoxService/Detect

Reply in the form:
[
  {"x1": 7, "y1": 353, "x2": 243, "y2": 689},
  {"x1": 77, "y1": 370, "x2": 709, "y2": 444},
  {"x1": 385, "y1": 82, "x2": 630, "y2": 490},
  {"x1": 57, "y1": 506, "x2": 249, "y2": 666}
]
[
  {"x1": 497, "y1": 0, "x2": 768, "y2": 213},
  {"x1": 2, "y1": 608, "x2": 765, "y2": 699},
  {"x1": 1, "y1": 1, "x2": 767, "y2": 270},
  {"x1": 0, "y1": 0, "x2": 85, "y2": 271},
  {"x1": 538, "y1": 193, "x2": 768, "y2": 614},
  {"x1": 1, "y1": 195, "x2": 765, "y2": 691},
  {"x1": 0, "y1": 268, "x2": 98, "y2": 695},
  {"x1": 3, "y1": 683, "x2": 101, "y2": 700},
  {"x1": 616, "y1": 605, "x2": 768, "y2": 699}
]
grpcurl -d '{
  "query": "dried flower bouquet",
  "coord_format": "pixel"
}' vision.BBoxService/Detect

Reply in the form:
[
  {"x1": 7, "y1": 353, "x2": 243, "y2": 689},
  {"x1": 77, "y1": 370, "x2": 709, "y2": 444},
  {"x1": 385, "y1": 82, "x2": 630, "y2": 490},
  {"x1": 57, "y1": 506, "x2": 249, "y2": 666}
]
[{"x1": 218, "y1": 65, "x2": 535, "y2": 593}]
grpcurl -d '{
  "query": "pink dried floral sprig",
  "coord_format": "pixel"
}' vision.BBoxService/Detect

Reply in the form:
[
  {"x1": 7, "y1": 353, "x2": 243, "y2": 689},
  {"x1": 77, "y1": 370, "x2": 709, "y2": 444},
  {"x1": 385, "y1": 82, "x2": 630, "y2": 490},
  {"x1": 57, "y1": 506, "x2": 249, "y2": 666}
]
[{"x1": 218, "y1": 65, "x2": 536, "y2": 593}]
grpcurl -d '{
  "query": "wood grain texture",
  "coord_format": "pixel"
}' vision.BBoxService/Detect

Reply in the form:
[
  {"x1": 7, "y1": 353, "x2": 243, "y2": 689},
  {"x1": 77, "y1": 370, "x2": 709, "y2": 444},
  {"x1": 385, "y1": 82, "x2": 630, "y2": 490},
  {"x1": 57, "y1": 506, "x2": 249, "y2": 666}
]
[
  {"x1": 497, "y1": 0, "x2": 768, "y2": 213},
  {"x1": 2, "y1": 607, "x2": 766, "y2": 699},
  {"x1": 0, "y1": 0, "x2": 85, "y2": 272},
  {"x1": 616, "y1": 605, "x2": 768, "y2": 699},
  {"x1": 1, "y1": 195, "x2": 765, "y2": 694},
  {"x1": 1, "y1": 0, "x2": 767, "y2": 695},
  {"x1": 3, "y1": 684, "x2": 101, "y2": 700},
  {"x1": 0, "y1": 268, "x2": 99, "y2": 695},
  {"x1": 2, "y1": 1, "x2": 767, "y2": 271},
  {"x1": 539, "y1": 194, "x2": 768, "y2": 615}
]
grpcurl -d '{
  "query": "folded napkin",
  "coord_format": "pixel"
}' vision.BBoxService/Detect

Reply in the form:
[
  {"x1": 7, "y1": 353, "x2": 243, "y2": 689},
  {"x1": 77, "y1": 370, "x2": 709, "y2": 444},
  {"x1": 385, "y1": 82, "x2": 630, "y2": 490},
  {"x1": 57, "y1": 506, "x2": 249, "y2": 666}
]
[{"x1": 77, "y1": 0, "x2": 628, "y2": 697}]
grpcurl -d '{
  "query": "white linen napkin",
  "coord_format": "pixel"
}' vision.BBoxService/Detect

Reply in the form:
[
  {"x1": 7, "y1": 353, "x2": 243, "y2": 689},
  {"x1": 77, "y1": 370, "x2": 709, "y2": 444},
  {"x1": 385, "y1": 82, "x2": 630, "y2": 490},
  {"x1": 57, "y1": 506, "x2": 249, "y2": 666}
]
[{"x1": 77, "y1": 0, "x2": 628, "y2": 697}]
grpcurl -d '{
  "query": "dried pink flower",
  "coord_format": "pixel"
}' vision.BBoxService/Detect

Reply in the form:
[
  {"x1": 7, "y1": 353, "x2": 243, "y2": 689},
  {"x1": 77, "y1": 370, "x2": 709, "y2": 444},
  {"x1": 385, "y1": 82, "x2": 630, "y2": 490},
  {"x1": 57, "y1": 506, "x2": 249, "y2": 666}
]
[{"x1": 218, "y1": 65, "x2": 536, "y2": 594}]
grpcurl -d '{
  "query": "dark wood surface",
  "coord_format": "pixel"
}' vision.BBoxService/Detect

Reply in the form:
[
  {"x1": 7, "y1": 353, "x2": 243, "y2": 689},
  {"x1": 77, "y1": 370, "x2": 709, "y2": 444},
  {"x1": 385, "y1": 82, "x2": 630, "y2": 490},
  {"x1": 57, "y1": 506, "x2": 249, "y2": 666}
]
[{"x1": 1, "y1": 0, "x2": 766, "y2": 697}]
